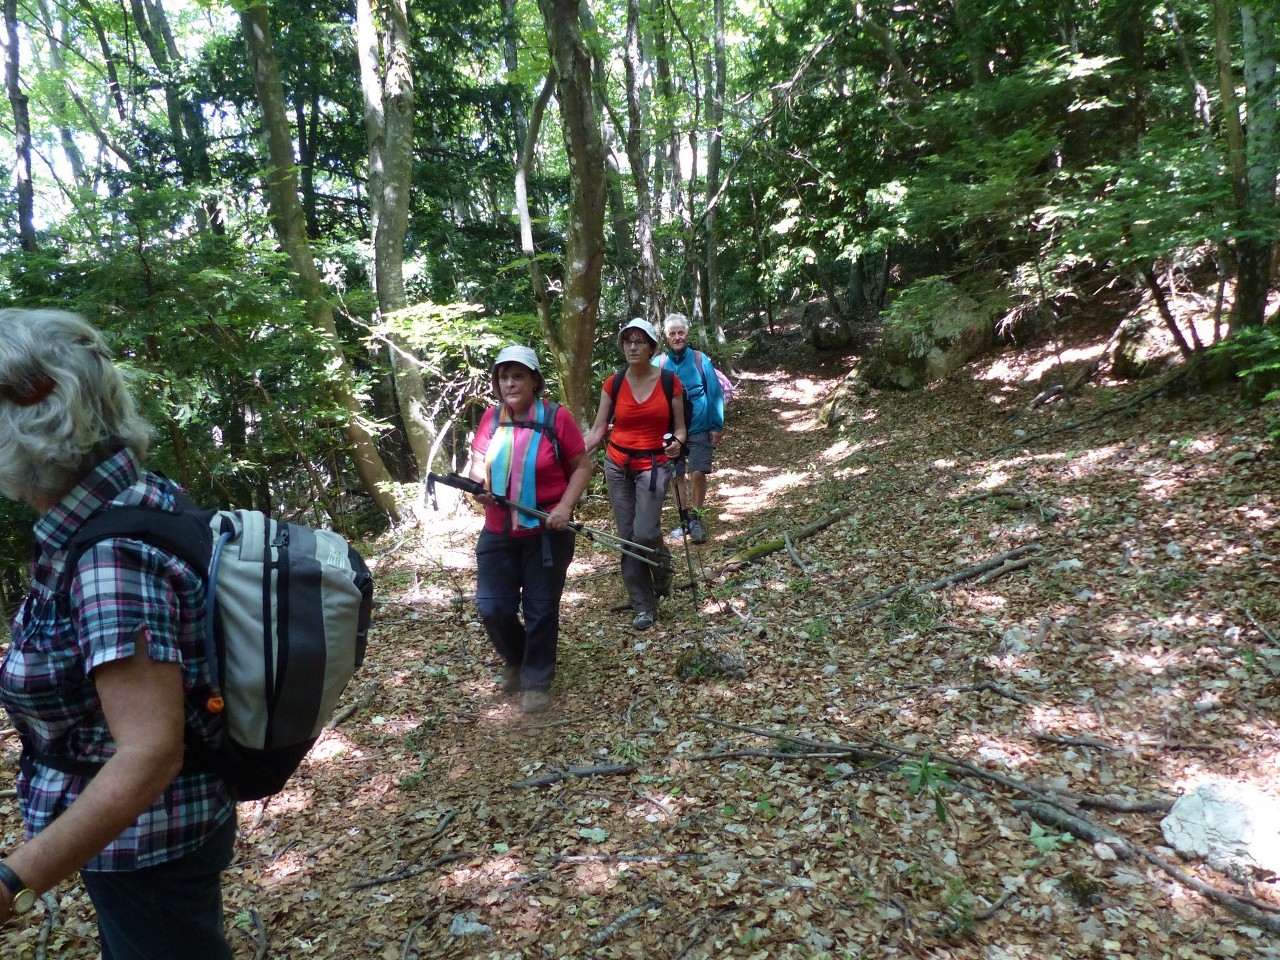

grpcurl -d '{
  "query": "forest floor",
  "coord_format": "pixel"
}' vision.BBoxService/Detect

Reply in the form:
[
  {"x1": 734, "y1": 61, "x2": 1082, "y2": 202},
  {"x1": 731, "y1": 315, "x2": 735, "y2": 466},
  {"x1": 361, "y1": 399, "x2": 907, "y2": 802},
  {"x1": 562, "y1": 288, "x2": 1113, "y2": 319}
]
[{"x1": 6, "y1": 316, "x2": 1280, "y2": 960}]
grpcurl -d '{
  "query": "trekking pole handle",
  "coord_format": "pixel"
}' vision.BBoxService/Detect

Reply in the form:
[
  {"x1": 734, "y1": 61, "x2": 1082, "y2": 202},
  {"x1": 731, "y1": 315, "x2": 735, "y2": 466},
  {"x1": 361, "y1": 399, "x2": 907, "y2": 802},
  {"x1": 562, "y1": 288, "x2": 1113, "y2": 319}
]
[{"x1": 662, "y1": 432, "x2": 687, "y2": 457}]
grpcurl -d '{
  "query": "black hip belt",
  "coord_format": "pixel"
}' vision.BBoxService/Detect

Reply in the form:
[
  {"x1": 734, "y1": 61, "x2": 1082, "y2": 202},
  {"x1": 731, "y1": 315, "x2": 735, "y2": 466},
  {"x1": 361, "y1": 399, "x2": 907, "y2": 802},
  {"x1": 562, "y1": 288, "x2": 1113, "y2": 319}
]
[{"x1": 609, "y1": 440, "x2": 665, "y2": 459}]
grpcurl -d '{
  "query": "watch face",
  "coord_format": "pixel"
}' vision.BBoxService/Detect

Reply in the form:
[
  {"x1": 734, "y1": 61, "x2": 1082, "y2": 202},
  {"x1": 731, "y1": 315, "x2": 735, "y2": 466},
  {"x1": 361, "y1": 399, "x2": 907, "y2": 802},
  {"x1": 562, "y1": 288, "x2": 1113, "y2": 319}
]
[{"x1": 11, "y1": 886, "x2": 36, "y2": 914}]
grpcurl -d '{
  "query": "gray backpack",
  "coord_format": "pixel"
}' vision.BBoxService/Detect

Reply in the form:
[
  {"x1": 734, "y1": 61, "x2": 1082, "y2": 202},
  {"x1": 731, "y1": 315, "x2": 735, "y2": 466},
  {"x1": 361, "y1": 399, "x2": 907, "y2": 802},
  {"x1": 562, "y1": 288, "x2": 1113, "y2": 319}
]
[{"x1": 55, "y1": 490, "x2": 374, "y2": 800}]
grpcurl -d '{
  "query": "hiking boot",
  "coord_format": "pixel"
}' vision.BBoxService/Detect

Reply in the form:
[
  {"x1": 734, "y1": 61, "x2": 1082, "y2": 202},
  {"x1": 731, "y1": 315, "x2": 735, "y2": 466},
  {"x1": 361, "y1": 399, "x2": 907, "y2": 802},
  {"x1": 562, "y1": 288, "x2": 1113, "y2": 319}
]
[
  {"x1": 522, "y1": 689, "x2": 551, "y2": 713},
  {"x1": 499, "y1": 665, "x2": 521, "y2": 693},
  {"x1": 688, "y1": 513, "x2": 708, "y2": 544},
  {"x1": 633, "y1": 611, "x2": 656, "y2": 630}
]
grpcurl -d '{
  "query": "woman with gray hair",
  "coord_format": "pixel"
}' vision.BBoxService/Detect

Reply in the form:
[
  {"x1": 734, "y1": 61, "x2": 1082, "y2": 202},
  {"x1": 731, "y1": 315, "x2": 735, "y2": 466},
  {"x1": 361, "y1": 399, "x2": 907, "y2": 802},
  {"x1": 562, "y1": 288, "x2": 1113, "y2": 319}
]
[{"x1": 0, "y1": 310, "x2": 236, "y2": 956}]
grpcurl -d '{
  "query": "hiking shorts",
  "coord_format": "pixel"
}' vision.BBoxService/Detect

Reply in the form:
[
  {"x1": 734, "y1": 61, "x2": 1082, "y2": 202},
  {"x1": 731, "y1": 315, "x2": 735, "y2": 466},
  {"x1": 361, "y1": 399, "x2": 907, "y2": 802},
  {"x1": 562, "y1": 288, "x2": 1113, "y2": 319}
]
[{"x1": 674, "y1": 431, "x2": 714, "y2": 477}]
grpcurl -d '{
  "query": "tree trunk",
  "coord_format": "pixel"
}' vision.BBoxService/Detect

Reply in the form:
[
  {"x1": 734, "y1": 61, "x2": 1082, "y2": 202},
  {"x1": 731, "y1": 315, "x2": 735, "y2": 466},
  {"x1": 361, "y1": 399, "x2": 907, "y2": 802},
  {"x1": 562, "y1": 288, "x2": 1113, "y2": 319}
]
[
  {"x1": 3, "y1": 0, "x2": 36, "y2": 251},
  {"x1": 1233, "y1": 3, "x2": 1278, "y2": 330},
  {"x1": 356, "y1": 0, "x2": 437, "y2": 481},
  {"x1": 705, "y1": 0, "x2": 726, "y2": 335},
  {"x1": 623, "y1": 0, "x2": 663, "y2": 322},
  {"x1": 516, "y1": 71, "x2": 557, "y2": 335},
  {"x1": 536, "y1": 0, "x2": 607, "y2": 422},
  {"x1": 241, "y1": 0, "x2": 401, "y2": 523}
]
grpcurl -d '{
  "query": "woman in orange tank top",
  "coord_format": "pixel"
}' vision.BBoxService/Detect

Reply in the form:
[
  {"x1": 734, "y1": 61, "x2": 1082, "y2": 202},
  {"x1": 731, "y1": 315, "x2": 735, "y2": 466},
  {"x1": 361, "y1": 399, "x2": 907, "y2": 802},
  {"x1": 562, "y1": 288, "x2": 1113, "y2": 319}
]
[{"x1": 584, "y1": 319, "x2": 687, "y2": 630}]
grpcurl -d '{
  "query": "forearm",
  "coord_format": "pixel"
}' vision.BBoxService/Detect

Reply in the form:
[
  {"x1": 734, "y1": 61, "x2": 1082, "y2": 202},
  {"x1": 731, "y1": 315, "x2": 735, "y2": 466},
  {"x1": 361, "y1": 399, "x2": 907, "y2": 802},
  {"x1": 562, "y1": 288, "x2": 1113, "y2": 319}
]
[{"x1": 5, "y1": 745, "x2": 181, "y2": 897}]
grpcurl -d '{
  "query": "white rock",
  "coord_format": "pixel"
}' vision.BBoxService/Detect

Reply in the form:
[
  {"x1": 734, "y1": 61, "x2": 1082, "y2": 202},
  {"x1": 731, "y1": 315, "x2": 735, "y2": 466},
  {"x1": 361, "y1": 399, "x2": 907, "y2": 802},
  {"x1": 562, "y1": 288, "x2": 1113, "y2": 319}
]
[{"x1": 1161, "y1": 780, "x2": 1280, "y2": 877}]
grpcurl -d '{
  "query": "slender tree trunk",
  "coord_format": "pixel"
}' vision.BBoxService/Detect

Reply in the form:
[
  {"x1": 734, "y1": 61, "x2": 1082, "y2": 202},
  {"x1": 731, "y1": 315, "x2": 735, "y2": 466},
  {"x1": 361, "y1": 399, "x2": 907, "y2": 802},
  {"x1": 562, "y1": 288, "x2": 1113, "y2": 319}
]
[
  {"x1": 241, "y1": 0, "x2": 402, "y2": 523},
  {"x1": 516, "y1": 71, "x2": 557, "y2": 334},
  {"x1": 3, "y1": 0, "x2": 35, "y2": 251},
  {"x1": 623, "y1": 0, "x2": 663, "y2": 322},
  {"x1": 1233, "y1": 3, "x2": 1278, "y2": 330},
  {"x1": 357, "y1": 0, "x2": 436, "y2": 480},
  {"x1": 705, "y1": 0, "x2": 726, "y2": 335},
  {"x1": 536, "y1": 0, "x2": 607, "y2": 421},
  {"x1": 130, "y1": 0, "x2": 223, "y2": 231}
]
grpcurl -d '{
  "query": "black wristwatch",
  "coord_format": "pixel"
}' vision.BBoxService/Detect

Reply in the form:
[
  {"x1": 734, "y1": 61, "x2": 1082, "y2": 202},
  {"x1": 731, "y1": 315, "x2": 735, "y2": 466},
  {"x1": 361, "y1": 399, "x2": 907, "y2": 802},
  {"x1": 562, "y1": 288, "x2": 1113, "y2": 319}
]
[{"x1": 0, "y1": 862, "x2": 36, "y2": 915}]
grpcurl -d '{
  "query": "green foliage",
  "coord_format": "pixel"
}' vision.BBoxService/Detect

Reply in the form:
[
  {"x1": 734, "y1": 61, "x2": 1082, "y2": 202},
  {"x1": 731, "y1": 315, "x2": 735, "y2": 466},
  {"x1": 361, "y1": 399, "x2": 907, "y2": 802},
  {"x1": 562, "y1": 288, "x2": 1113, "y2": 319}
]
[
  {"x1": 898, "y1": 753, "x2": 951, "y2": 823},
  {"x1": 884, "y1": 588, "x2": 944, "y2": 631},
  {"x1": 1211, "y1": 326, "x2": 1280, "y2": 438},
  {"x1": 1028, "y1": 822, "x2": 1074, "y2": 855}
]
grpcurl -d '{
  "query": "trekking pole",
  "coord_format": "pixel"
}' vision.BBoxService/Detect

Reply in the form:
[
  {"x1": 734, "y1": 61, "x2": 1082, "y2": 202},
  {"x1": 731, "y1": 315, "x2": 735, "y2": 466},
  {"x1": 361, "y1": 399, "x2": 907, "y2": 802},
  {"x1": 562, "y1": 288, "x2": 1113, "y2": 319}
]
[
  {"x1": 426, "y1": 472, "x2": 667, "y2": 569},
  {"x1": 663, "y1": 434, "x2": 700, "y2": 610}
]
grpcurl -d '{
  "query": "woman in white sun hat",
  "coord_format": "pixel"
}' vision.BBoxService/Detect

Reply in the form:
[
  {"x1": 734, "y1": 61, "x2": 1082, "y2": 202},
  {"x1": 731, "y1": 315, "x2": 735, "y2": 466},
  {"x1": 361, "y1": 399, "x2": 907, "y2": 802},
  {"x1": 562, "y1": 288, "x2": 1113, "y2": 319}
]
[
  {"x1": 583, "y1": 319, "x2": 685, "y2": 631},
  {"x1": 467, "y1": 345, "x2": 593, "y2": 713}
]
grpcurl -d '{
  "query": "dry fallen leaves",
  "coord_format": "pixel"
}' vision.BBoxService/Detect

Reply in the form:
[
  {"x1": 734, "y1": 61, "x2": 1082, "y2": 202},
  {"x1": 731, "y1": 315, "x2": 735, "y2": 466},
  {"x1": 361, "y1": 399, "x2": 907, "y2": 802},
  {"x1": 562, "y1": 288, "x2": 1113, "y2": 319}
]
[{"x1": 2, "y1": 325, "x2": 1279, "y2": 960}]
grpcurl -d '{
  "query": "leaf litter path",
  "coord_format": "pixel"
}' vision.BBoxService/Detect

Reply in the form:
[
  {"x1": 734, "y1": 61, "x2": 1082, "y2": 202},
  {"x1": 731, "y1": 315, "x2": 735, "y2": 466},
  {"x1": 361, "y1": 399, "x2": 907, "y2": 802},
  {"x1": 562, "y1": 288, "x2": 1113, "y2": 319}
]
[{"x1": 4, "y1": 335, "x2": 1279, "y2": 960}]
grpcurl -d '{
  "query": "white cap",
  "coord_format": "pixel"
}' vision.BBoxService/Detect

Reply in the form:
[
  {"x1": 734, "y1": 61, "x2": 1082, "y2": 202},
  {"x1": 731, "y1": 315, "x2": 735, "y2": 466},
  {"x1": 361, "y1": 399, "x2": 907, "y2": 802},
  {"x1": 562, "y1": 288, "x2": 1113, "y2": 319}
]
[
  {"x1": 619, "y1": 318, "x2": 658, "y2": 345},
  {"x1": 493, "y1": 345, "x2": 540, "y2": 373}
]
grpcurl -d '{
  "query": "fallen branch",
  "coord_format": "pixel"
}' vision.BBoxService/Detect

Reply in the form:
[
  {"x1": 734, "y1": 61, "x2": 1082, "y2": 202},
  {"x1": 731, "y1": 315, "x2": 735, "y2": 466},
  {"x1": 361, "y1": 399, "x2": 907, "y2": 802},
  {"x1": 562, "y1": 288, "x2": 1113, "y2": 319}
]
[
  {"x1": 921, "y1": 545, "x2": 1042, "y2": 591},
  {"x1": 1013, "y1": 800, "x2": 1135, "y2": 859},
  {"x1": 329, "y1": 681, "x2": 380, "y2": 728},
  {"x1": 697, "y1": 714, "x2": 1268, "y2": 934},
  {"x1": 350, "y1": 852, "x2": 467, "y2": 890},
  {"x1": 721, "y1": 507, "x2": 856, "y2": 571},
  {"x1": 782, "y1": 530, "x2": 808, "y2": 573},
  {"x1": 511, "y1": 763, "x2": 636, "y2": 788},
  {"x1": 994, "y1": 359, "x2": 1197, "y2": 455},
  {"x1": 974, "y1": 550, "x2": 1059, "y2": 583},
  {"x1": 592, "y1": 897, "x2": 663, "y2": 945}
]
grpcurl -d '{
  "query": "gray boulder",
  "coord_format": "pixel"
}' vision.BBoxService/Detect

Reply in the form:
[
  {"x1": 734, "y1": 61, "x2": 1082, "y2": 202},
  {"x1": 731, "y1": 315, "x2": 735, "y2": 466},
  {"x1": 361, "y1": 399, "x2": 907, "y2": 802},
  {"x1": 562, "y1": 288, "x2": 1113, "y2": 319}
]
[{"x1": 859, "y1": 282, "x2": 994, "y2": 389}]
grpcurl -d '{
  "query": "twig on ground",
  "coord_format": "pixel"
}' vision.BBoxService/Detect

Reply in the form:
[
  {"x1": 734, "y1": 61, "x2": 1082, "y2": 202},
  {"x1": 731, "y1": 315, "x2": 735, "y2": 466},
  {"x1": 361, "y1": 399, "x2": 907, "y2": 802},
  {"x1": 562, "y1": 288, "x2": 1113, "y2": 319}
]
[
  {"x1": 974, "y1": 549, "x2": 1059, "y2": 583},
  {"x1": 591, "y1": 897, "x2": 663, "y2": 945},
  {"x1": 402, "y1": 915, "x2": 431, "y2": 960},
  {"x1": 517, "y1": 708, "x2": 610, "y2": 732},
  {"x1": 782, "y1": 531, "x2": 808, "y2": 573},
  {"x1": 1245, "y1": 608, "x2": 1278, "y2": 645},
  {"x1": 350, "y1": 853, "x2": 468, "y2": 890},
  {"x1": 329, "y1": 681, "x2": 380, "y2": 728},
  {"x1": 511, "y1": 763, "x2": 636, "y2": 788}
]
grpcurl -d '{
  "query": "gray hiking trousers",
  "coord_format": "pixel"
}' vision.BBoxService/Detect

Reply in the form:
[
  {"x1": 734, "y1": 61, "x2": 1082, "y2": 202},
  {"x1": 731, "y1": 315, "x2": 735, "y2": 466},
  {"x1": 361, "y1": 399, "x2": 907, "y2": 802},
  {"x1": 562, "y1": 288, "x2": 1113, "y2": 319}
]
[{"x1": 604, "y1": 458, "x2": 673, "y2": 614}]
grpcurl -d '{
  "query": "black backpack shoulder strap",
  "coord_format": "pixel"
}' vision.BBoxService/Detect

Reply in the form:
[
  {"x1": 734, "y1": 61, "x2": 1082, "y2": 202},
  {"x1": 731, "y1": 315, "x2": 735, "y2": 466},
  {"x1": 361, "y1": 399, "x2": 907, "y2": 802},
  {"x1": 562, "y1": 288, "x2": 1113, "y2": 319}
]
[{"x1": 61, "y1": 498, "x2": 211, "y2": 597}]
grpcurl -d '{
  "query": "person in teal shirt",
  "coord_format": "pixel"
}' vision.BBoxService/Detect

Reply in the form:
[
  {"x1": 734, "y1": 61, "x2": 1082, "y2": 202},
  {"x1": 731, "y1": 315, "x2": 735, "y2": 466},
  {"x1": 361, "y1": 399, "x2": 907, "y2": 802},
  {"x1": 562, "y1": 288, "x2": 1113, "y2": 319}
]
[{"x1": 656, "y1": 312, "x2": 725, "y2": 544}]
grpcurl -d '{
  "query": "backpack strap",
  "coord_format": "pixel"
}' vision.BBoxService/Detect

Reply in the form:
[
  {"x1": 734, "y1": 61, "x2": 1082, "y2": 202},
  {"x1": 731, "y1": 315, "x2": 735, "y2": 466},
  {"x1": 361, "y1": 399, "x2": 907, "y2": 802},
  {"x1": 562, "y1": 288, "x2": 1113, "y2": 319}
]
[
  {"x1": 43, "y1": 498, "x2": 219, "y2": 780},
  {"x1": 488, "y1": 400, "x2": 564, "y2": 464},
  {"x1": 486, "y1": 399, "x2": 567, "y2": 484}
]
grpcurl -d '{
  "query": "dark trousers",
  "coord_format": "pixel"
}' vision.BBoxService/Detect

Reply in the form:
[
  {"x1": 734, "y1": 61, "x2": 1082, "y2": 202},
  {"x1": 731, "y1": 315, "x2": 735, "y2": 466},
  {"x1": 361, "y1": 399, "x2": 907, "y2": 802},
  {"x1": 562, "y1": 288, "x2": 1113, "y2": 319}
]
[
  {"x1": 82, "y1": 811, "x2": 237, "y2": 960},
  {"x1": 475, "y1": 527, "x2": 575, "y2": 691}
]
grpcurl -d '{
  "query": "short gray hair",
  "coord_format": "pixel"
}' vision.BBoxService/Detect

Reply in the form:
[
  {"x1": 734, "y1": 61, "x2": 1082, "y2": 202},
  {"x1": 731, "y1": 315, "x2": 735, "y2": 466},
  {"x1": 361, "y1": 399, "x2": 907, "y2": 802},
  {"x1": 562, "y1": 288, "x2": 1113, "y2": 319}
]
[
  {"x1": 0, "y1": 309, "x2": 151, "y2": 504},
  {"x1": 663, "y1": 312, "x2": 689, "y2": 334}
]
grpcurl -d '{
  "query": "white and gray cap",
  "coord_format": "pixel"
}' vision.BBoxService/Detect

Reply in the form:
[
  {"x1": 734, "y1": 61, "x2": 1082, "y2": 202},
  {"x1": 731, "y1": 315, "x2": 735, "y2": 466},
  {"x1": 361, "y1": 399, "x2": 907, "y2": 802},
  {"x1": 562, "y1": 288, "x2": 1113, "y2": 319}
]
[
  {"x1": 493, "y1": 344, "x2": 541, "y2": 373},
  {"x1": 619, "y1": 317, "x2": 659, "y2": 345}
]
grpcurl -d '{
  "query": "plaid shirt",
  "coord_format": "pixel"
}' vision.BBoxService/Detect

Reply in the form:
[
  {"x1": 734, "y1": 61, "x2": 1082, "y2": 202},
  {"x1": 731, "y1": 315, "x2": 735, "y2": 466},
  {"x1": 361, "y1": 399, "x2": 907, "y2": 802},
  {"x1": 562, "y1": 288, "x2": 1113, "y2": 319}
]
[{"x1": 0, "y1": 448, "x2": 233, "y2": 872}]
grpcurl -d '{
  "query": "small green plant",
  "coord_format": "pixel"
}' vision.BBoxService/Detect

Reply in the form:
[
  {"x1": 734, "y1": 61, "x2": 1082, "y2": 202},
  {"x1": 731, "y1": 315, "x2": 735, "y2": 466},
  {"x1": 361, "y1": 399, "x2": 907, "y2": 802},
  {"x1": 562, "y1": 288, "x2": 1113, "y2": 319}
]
[
  {"x1": 788, "y1": 576, "x2": 813, "y2": 594},
  {"x1": 884, "y1": 587, "x2": 944, "y2": 630},
  {"x1": 804, "y1": 617, "x2": 832, "y2": 642},
  {"x1": 612, "y1": 739, "x2": 644, "y2": 765},
  {"x1": 899, "y1": 753, "x2": 951, "y2": 822},
  {"x1": 1028, "y1": 822, "x2": 1075, "y2": 855},
  {"x1": 1166, "y1": 436, "x2": 1194, "y2": 462},
  {"x1": 753, "y1": 794, "x2": 779, "y2": 820},
  {"x1": 943, "y1": 875, "x2": 975, "y2": 931},
  {"x1": 397, "y1": 771, "x2": 427, "y2": 791}
]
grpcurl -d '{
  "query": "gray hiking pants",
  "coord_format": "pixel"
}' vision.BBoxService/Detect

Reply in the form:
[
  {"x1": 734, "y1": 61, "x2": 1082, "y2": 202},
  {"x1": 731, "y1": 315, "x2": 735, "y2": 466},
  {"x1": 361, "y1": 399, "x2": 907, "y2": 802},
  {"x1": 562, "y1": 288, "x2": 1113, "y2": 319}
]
[{"x1": 604, "y1": 458, "x2": 673, "y2": 614}]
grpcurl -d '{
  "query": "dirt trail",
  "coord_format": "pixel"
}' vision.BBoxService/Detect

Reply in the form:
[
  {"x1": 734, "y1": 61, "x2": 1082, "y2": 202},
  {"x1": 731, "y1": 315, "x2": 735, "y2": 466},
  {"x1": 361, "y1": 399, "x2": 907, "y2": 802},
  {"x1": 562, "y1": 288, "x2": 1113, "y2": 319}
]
[{"x1": 8, "y1": 332, "x2": 1278, "y2": 959}]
